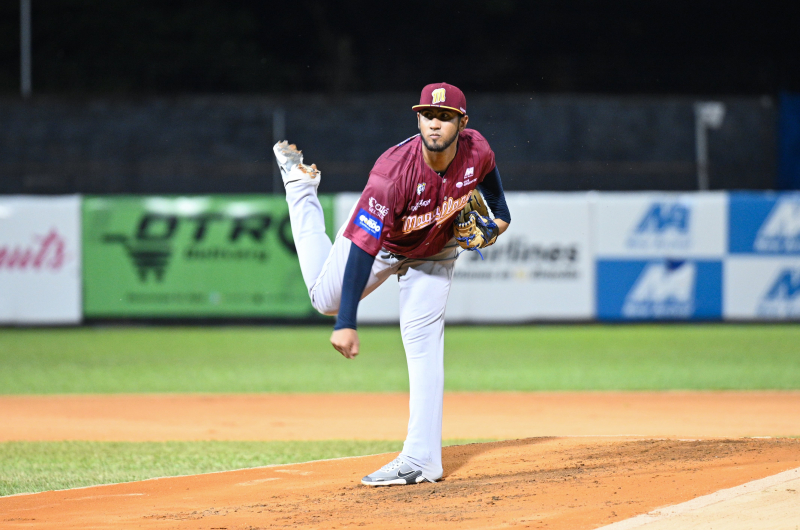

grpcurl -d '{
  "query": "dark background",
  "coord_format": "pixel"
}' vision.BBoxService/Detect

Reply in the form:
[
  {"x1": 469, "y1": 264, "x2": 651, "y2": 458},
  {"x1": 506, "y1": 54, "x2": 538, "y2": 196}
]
[
  {"x1": 0, "y1": 1, "x2": 797, "y2": 193},
  {"x1": 1, "y1": 1, "x2": 798, "y2": 95}
]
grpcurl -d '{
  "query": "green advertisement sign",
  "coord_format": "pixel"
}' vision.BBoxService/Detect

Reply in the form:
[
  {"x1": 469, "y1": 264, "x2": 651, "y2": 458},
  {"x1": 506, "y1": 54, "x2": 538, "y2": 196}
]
[{"x1": 83, "y1": 195, "x2": 334, "y2": 317}]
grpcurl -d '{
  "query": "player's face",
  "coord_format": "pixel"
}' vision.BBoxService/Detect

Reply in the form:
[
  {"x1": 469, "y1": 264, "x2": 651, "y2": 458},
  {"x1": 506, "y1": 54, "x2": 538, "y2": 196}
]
[{"x1": 417, "y1": 108, "x2": 466, "y2": 152}]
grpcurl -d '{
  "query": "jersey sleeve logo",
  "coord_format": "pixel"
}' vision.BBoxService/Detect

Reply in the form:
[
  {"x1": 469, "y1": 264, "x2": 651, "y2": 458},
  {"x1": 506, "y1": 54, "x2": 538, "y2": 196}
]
[
  {"x1": 354, "y1": 208, "x2": 383, "y2": 239},
  {"x1": 368, "y1": 197, "x2": 389, "y2": 219}
]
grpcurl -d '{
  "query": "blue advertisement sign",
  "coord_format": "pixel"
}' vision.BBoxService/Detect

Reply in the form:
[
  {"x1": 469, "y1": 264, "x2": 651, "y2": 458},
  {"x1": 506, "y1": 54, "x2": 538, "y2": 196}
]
[
  {"x1": 597, "y1": 259, "x2": 722, "y2": 320},
  {"x1": 729, "y1": 192, "x2": 800, "y2": 254},
  {"x1": 760, "y1": 267, "x2": 800, "y2": 317}
]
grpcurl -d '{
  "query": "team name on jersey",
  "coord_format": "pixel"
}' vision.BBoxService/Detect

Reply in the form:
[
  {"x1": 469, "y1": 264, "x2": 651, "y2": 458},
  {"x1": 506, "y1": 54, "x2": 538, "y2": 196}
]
[{"x1": 401, "y1": 194, "x2": 471, "y2": 233}]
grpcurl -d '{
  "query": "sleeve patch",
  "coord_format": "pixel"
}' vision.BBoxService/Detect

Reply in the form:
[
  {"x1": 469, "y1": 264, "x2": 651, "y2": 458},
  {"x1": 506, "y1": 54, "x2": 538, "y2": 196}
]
[{"x1": 354, "y1": 208, "x2": 383, "y2": 239}]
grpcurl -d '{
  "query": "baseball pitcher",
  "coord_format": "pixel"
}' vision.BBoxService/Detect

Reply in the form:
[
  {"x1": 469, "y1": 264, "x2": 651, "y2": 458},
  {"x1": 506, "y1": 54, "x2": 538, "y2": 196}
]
[{"x1": 274, "y1": 82, "x2": 511, "y2": 486}]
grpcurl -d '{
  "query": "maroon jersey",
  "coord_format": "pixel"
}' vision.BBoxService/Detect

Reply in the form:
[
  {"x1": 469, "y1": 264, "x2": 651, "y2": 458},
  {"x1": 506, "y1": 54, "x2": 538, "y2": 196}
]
[{"x1": 343, "y1": 129, "x2": 496, "y2": 259}]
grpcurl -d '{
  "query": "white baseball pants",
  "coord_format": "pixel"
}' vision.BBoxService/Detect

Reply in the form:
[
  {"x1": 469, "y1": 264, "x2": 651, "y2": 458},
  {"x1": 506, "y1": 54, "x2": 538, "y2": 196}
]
[{"x1": 285, "y1": 181, "x2": 457, "y2": 482}]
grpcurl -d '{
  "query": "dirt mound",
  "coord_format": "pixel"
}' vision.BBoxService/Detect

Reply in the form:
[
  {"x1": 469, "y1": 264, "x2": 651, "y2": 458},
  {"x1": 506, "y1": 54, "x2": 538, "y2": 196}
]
[{"x1": 3, "y1": 436, "x2": 800, "y2": 529}]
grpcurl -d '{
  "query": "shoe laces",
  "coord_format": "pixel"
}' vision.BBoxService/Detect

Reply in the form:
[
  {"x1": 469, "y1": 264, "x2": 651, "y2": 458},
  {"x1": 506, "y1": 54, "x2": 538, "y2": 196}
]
[{"x1": 379, "y1": 458, "x2": 405, "y2": 472}]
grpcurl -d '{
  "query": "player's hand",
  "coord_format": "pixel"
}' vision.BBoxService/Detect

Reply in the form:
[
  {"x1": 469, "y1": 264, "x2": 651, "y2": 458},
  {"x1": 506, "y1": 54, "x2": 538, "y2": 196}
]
[{"x1": 330, "y1": 328, "x2": 360, "y2": 359}]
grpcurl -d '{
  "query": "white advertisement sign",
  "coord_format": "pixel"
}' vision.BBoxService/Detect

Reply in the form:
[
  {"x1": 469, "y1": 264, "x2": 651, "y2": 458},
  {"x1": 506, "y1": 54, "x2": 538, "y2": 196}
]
[
  {"x1": 335, "y1": 192, "x2": 594, "y2": 323},
  {"x1": 0, "y1": 196, "x2": 82, "y2": 324},
  {"x1": 724, "y1": 257, "x2": 800, "y2": 320},
  {"x1": 594, "y1": 192, "x2": 728, "y2": 258},
  {"x1": 447, "y1": 193, "x2": 594, "y2": 321}
]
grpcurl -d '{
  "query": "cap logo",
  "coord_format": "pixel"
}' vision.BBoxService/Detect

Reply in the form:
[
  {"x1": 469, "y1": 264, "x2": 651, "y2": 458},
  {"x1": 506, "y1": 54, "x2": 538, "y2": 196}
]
[{"x1": 431, "y1": 88, "x2": 446, "y2": 104}]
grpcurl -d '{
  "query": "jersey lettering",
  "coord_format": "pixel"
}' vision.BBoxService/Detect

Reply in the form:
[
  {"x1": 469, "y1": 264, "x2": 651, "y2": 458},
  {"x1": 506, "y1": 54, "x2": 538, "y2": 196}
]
[
  {"x1": 402, "y1": 194, "x2": 471, "y2": 233},
  {"x1": 343, "y1": 130, "x2": 495, "y2": 259}
]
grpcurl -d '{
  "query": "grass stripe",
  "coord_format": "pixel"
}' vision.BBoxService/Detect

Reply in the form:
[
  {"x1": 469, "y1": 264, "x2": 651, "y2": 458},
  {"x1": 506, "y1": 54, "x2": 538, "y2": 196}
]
[
  {"x1": 0, "y1": 439, "x2": 492, "y2": 497},
  {"x1": 1, "y1": 325, "x2": 799, "y2": 393}
]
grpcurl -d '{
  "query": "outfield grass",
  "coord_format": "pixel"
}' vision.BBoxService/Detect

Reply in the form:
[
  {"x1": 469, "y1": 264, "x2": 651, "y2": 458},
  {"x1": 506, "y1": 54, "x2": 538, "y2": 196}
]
[
  {"x1": 1, "y1": 325, "x2": 799, "y2": 393},
  {"x1": 0, "y1": 439, "x2": 489, "y2": 496}
]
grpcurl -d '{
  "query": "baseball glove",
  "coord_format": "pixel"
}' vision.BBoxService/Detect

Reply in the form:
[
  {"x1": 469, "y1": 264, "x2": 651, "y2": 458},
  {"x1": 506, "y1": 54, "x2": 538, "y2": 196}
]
[{"x1": 454, "y1": 189, "x2": 499, "y2": 251}]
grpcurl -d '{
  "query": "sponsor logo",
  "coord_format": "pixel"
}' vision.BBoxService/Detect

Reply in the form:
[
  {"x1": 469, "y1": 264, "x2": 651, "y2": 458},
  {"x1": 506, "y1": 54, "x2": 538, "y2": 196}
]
[
  {"x1": 103, "y1": 212, "x2": 293, "y2": 282},
  {"x1": 409, "y1": 198, "x2": 431, "y2": 212},
  {"x1": 627, "y1": 202, "x2": 691, "y2": 250},
  {"x1": 454, "y1": 239, "x2": 581, "y2": 281},
  {"x1": 431, "y1": 88, "x2": 446, "y2": 104},
  {"x1": 456, "y1": 168, "x2": 476, "y2": 189},
  {"x1": 402, "y1": 194, "x2": 471, "y2": 233},
  {"x1": 368, "y1": 197, "x2": 389, "y2": 219},
  {"x1": 354, "y1": 209, "x2": 383, "y2": 239},
  {"x1": 756, "y1": 268, "x2": 800, "y2": 317},
  {"x1": 754, "y1": 198, "x2": 800, "y2": 252},
  {"x1": 622, "y1": 260, "x2": 696, "y2": 318},
  {"x1": 417, "y1": 183, "x2": 426, "y2": 195},
  {"x1": 0, "y1": 229, "x2": 67, "y2": 271},
  {"x1": 635, "y1": 203, "x2": 690, "y2": 233}
]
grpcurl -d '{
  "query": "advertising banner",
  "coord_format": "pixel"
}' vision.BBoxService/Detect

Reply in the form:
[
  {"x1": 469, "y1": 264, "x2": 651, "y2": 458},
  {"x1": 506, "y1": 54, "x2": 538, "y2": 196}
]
[
  {"x1": 596, "y1": 259, "x2": 722, "y2": 321},
  {"x1": 83, "y1": 195, "x2": 334, "y2": 317},
  {"x1": 729, "y1": 192, "x2": 800, "y2": 254},
  {"x1": 724, "y1": 258, "x2": 800, "y2": 319},
  {"x1": 447, "y1": 193, "x2": 594, "y2": 321},
  {"x1": 335, "y1": 193, "x2": 595, "y2": 323},
  {"x1": 0, "y1": 196, "x2": 82, "y2": 324},
  {"x1": 593, "y1": 192, "x2": 728, "y2": 258}
]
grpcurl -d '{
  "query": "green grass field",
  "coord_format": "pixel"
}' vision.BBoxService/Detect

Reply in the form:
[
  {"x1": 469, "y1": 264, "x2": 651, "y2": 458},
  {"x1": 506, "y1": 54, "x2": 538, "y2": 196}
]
[
  {"x1": 2, "y1": 324, "x2": 798, "y2": 496},
  {"x1": 0, "y1": 439, "x2": 489, "y2": 497},
  {"x1": 1, "y1": 325, "x2": 799, "y2": 393}
]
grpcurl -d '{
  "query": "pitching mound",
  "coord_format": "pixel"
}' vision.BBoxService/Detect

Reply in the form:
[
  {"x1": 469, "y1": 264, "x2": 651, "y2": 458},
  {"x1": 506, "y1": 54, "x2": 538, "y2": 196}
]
[{"x1": 3, "y1": 436, "x2": 800, "y2": 529}]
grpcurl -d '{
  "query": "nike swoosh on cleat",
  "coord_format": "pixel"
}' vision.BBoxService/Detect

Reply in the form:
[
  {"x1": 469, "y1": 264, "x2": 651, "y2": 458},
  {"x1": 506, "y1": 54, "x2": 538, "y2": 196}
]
[{"x1": 397, "y1": 470, "x2": 418, "y2": 478}]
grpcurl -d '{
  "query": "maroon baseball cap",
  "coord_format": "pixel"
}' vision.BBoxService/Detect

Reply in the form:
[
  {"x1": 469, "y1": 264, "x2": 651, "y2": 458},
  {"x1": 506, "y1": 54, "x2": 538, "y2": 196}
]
[{"x1": 412, "y1": 82, "x2": 467, "y2": 115}]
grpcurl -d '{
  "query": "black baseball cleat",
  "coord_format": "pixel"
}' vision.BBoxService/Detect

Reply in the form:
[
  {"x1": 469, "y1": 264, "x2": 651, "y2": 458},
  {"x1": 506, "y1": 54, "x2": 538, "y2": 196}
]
[{"x1": 361, "y1": 457, "x2": 433, "y2": 486}]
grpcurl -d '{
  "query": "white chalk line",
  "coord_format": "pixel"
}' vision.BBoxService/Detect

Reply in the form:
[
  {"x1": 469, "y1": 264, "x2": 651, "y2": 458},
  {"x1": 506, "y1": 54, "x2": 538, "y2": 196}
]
[
  {"x1": 594, "y1": 466, "x2": 800, "y2": 530},
  {"x1": 0, "y1": 435, "x2": 770, "y2": 500},
  {"x1": 0, "y1": 435, "x2": 633, "y2": 499}
]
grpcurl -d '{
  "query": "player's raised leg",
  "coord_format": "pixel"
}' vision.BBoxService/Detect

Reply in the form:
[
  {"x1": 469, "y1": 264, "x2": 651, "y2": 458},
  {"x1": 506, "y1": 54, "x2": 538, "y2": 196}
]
[
  {"x1": 273, "y1": 141, "x2": 331, "y2": 291},
  {"x1": 273, "y1": 141, "x2": 398, "y2": 317}
]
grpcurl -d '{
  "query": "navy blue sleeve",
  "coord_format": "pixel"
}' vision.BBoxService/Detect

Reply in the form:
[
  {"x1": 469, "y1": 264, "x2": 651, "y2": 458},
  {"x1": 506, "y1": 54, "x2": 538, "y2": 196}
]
[
  {"x1": 333, "y1": 242, "x2": 375, "y2": 330},
  {"x1": 477, "y1": 166, "x2": 511, "y2": 223}
]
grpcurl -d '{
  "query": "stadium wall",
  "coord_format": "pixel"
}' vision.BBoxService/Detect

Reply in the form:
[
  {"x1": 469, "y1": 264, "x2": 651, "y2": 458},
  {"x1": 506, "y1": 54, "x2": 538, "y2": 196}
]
[
  {"x1": 0, "y1": 95, "x2": 777, "y2": 195},
  {"x1": 3, "y1": 192, "x2": 798, "y2": 325},
  {"x1": 779, "y1": 92, "x2": 800, "y2": 190}
]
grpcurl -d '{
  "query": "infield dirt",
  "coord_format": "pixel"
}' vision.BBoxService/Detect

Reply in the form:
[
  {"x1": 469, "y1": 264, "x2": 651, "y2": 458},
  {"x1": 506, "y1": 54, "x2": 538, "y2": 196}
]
[
  {"x1": 3, "y1": 436, "x2": 800, "y2": 529},
  {"x1": 2, "y1": 392, "x2": 799, "y2": 529},
  {"x1": 2, "y1": 391, "x2": 799, "y2": 441}
]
